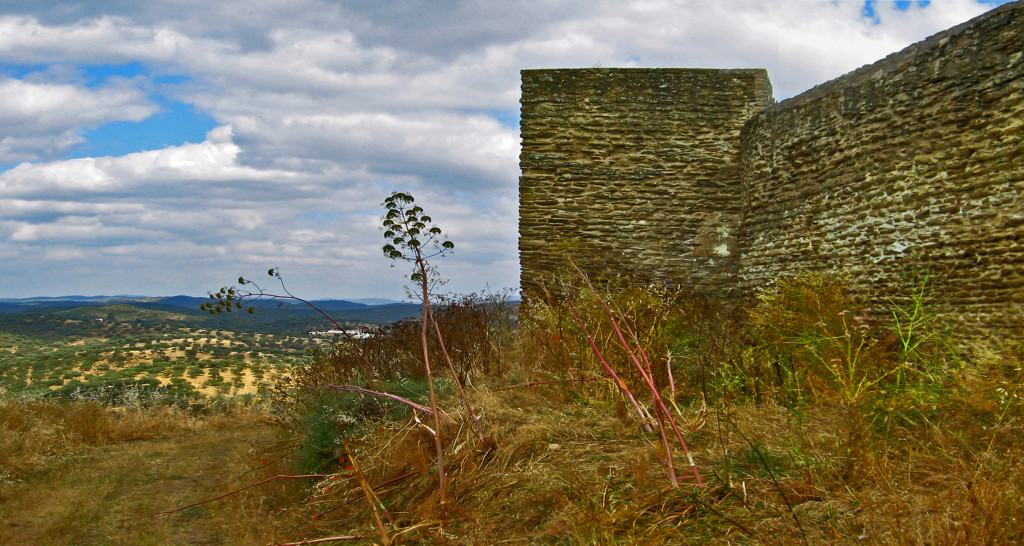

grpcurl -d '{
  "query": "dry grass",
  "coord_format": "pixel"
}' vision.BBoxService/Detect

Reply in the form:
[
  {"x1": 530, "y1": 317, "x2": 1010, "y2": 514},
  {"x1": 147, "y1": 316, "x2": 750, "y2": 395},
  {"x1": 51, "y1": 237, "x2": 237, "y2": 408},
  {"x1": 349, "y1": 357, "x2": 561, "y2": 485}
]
[
  {"x1": 0, "y1": 407, "x2": 287, "y2": 545},
  {"x1": 2, "y1": 277, "x2": 1021, "y2": 544},
  {"x1": 1, "y1": 355, "x2": 1020, "y2": 544},
  {"x1": 253, "y1": 365, "x2": 1022, "y2": 544},
  {"x1": 249, "y1": 276, "x2": 1023, "y2": 544},
  {"x1": 0, "y1": 394, "x2": 195, "y2": 481}
]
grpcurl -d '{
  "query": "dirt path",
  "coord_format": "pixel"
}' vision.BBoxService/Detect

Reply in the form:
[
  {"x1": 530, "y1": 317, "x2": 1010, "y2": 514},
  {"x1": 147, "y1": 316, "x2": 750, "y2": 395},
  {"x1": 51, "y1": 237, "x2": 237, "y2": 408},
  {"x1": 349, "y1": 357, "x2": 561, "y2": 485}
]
[{"x1": 0, "y1": 419, "x2": 287, "y2": 545}]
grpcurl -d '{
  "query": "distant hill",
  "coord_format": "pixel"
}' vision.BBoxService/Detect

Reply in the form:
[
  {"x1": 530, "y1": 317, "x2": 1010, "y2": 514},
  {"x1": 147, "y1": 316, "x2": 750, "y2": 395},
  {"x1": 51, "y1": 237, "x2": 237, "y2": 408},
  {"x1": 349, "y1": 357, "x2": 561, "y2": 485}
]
[
  {"x1": 350, "y1": 298, "x2": 402, "y2": 305},
  {"x1": 0, "y1": 295, "x2": 152, "y2": 309},
  {"x1": 0, "y1": 294, "x2": 421, "y2": 336},
  {"x1": 152, "y1": 295, "x2": 364, "y2": 311},
  {"x1": 56, "y1": 303, "x2": 196, "y2": 322},
  {"x1": 1, "y1": 295, "x2": 389, "y2": 313},
  {"x1": 0, "y1": 295, "x2": 148, "y2": 302},
  {"x1": 152, "y1": 295, "x2": 213, "y2": 309},
  {"x1": 0, "y1": 298, "x2": 143, "y2": 313},
  {"x1": 296, "y1": 299, "x2": 370, "y2": 312},
  {"x1": 0, "y1": 294, "x2": 420, "y2": 334}
]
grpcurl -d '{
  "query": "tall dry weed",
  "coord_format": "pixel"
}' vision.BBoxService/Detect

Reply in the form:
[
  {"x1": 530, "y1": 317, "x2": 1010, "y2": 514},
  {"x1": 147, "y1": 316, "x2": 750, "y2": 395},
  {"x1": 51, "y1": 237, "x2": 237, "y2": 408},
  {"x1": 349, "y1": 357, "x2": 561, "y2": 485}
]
[{"x1": 1, "y1": 392, "x2": 195, "y2": 480}]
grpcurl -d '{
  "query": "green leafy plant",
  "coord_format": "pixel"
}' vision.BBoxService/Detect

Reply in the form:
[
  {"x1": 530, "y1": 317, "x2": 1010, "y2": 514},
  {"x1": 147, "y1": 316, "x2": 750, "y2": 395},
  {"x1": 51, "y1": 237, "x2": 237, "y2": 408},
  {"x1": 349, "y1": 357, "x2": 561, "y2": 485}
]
[
  {"x1": 750, "y1": 272, "x2": 892, "y2": 407},
  {"x1": 888, "y1": 272, "x2": 955, "y2": 388}
]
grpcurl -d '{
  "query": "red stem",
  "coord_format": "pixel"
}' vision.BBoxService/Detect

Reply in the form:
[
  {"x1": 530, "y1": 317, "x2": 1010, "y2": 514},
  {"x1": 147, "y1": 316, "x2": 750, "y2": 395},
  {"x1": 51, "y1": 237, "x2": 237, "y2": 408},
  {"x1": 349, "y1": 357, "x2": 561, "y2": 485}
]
[
  {"x1": 323, "y1": 385, "x2": 451, "y2": 421},
  {"x1": 569, "y1": 260, "x2": 704, "y2": 486},
  {"x1": 313, "y1": 472, "x2": 418, "y2": 518},
  {"x1": 565, "y1": 285, "x2": 654, "y2": 433},
  {"x1": 427, "y1": 308, "x2": 489, "y2": 447},
  {"x1": 614, "y1": 303, "x2": 704, "y2": 485},
  {"x1": 414, "y1": 251, "x2": 447, "y2": 513}
]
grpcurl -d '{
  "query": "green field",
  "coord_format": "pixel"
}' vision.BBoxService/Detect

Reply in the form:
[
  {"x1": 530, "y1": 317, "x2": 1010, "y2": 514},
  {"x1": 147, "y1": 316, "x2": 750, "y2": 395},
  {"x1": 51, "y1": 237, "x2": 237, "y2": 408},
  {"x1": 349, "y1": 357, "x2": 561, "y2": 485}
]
[{"x1": 0, "y1": 300, "x2": 415, "y2": 401}]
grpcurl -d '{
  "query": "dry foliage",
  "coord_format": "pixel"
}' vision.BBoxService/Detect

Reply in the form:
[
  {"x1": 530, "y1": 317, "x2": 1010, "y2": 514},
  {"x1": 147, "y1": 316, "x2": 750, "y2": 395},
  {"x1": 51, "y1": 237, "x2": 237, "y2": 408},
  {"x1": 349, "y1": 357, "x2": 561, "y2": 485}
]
[
  {"x1": 239, "y1": 366, "x2": 1023, "y2": 544},
  {"x1": 258, "y1": 273, "x2": 1022, "y2": 544},
  {"x1": 2, "y1": 274, "x2": 1022, "y2": 544},
  {"x1": 0, "y1": 395, "x2": 193, "y2": 480}
]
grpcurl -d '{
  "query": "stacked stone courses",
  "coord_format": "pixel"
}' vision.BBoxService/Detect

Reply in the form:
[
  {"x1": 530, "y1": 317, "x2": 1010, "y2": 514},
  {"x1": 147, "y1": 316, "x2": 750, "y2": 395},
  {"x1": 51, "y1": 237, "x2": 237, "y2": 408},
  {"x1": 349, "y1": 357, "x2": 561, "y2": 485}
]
[
  {"x1": 519, "y1": 1, "x2": 1023, "y2": 341},
  {"x1": 520, "y1": 68, "x2": 773, "y2": 295}
]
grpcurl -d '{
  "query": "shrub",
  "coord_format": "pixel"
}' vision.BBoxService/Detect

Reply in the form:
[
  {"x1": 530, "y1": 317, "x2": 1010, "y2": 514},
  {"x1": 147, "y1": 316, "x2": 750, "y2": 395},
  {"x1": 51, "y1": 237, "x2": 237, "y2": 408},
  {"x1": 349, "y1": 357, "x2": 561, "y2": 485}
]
[
  {"x1": 518, "y1": 280, "x2": 752, "y2": 405},
  {"x1": 748, "y1": 272, "x2": 886, "y2": 407},
  {"x1": 286, "y1": 290, "x2": 515, "y2": 391}
]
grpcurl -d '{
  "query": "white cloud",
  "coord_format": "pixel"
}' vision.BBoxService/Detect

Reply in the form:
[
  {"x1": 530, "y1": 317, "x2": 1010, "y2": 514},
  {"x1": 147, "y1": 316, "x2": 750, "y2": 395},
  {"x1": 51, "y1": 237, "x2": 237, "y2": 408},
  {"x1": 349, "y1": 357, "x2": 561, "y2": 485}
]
[
  {"x1": 0, "y1": 15, "x2": 193, "y2": 64},
  {"x1": 0, "y1": 0, "x2": 1011, "y2": 297},
  {"x1": 0, "y1": 126, "x2": 296, "y2": 197},
  {"x1": 266, "y1": 111, "x2": 519, "y2": 188},
  {"x1": 0, "y1": 77, "x2": 156, "y2": 161},
  {"x1": 9, "y1": 215, "x2": 151, "y2": 242},
  {"x1": 0, "y1": 79, "x2": 147, "y2": 123},
  {"x1": 0, "y1": 198, "x2": 146, "y2": 218}
]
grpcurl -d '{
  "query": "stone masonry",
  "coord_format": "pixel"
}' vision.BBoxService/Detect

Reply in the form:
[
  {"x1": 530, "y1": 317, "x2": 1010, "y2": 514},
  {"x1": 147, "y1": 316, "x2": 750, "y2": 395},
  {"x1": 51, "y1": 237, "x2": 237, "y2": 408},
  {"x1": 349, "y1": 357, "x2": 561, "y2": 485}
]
[
  {"x1": 519, "y1": 1, "x2": 1023, "y2": 341},
  {"x1": 519, "y1": 69, "x2": 772, "y2": 295}
]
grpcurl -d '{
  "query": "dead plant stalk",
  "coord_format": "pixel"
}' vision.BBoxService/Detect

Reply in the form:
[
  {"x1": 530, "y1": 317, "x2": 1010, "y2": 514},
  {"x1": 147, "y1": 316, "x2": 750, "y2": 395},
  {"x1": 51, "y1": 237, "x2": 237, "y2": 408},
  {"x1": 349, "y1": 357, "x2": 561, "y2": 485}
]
[{"x1": 567, "y1": 261, "x2": 703, "y2": 486}]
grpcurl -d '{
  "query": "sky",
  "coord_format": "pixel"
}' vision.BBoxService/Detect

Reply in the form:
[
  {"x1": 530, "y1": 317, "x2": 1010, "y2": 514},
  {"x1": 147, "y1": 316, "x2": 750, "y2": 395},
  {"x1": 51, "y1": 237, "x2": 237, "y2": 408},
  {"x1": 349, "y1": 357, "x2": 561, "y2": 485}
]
[{"x1": 0, "y1": 0, "x2": 1014, "y2": 300}]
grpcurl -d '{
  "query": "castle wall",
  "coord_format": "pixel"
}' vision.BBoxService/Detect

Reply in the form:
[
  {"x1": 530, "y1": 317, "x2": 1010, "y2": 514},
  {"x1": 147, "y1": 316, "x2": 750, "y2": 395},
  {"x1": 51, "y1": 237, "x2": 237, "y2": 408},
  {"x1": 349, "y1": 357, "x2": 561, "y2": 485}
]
[
  {"x1": 518, "y1": 2, "x2": 1023, "y2": 341},
  {"x1": 739, "y1": 2, "x2": 1024, "y2": 338},
  {"x1": 519, "y1": 69, "x2": 772, "y2": 295}
]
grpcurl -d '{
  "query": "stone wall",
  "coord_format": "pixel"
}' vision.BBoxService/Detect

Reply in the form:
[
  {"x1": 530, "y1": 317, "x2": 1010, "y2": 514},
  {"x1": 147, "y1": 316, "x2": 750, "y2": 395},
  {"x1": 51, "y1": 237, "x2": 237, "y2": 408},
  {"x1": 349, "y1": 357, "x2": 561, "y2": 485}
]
[
  {"x1": 739, "y1": 1, "x2": 1024, "y2": 338},
  {"x1": 519, "y1": 2, "x2": 1023, "y2": 340},
  {"x1": 519, "y1": 68, "x2": 772, "y2": 295}
]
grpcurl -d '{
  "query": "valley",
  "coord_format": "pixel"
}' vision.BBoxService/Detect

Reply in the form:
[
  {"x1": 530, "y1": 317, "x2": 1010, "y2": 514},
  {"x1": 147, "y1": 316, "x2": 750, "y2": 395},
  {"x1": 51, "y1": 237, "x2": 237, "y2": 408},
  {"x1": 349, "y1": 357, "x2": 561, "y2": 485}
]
[{"x1": 0, "y1": 297, "x2": 419, "y2": 401}]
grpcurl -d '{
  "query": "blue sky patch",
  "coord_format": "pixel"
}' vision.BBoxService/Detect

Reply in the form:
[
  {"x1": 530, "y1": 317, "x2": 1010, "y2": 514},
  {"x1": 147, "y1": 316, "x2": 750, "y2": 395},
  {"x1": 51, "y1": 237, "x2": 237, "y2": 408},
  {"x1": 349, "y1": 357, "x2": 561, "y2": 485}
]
[
  {"x1": 80, "y1": 62, "x2": 199, "y2": 86},
  {"x1": 80, "y1": 62, "x2": 148, "y2": 87},
  {"x1": 2, "y1": 60, "x2": 217, "y2": 160},
  {"x1": 69, "y1": 99, "x2": 218, "y2": 158},
  {"x1": 863, "y1": 0, "x2": 935, "y2": 21},
  {"x1": 458, "y1": 108, "x2": 519, "y2": 129},
  {"x1": 73, "y1": 63, "x2": 216, "y2": 157},
  {"x1": 860, "y1": 0, "x2": 1008, "y2": 24},
  {"x1": 0, "y1": 61, "x2": 162, "y2": 86},
  {"x1": 0, "y1": 63, "x2": 49, "y2": 78},
  {"x1": 862, "y1": 1, "x2": 881, "y2": 24},
  {"x1": 490, "y1": 108, "x2": 520, "y2": 129},
  {"x1": 3, "y1": 61, "x2": 216, "y2": 159}
]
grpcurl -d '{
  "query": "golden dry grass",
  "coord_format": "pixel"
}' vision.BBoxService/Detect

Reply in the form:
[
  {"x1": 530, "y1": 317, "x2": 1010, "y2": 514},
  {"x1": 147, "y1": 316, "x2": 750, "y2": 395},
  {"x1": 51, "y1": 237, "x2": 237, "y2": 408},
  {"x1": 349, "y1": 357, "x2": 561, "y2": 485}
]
[
  {"x1": 0, "y1": 411, "x2": 284, "y2": 540},
  {"x1": 240, "y1": 356, "x2": 1023, "y2": 545},
  {"x1": 2, "y1": 277, "x2": 1020, "y2": 544},
  {"x1": 1, "y1": 357, "x2": 1020, "y2": 545},
  {"x1": 0, "y1": 396, "x2": 191, "y2": 479}
]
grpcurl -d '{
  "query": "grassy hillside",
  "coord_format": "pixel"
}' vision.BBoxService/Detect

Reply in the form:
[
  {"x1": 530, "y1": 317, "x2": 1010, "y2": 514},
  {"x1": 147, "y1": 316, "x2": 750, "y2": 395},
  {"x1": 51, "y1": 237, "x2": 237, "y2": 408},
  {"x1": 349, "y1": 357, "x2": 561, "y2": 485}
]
[{"x1": 1, "y1": 278, "x2": 1021, "y2": 544}]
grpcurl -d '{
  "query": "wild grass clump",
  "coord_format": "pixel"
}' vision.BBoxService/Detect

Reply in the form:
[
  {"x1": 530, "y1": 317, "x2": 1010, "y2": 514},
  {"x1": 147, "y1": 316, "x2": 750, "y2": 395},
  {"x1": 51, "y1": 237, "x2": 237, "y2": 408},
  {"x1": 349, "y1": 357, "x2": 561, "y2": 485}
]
[
  {"x1": 273, "y1": 290, "x2": 514, "y2": 476},
  {"x1": 0, "y1": 381, "x2": 272, "y2": 489},
  {"x1": 0, "y1": 389, "x2": 191, "y2": 481},
  {"x1": 254, "y1": 270, "x2": 1020, "y2": 543},
  {"x1": 516, "y1": 278, "x2": 751, "y2": 406},
  {"x1": 157, "y1": 256, "x2": 1022, "y2": 543}
]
